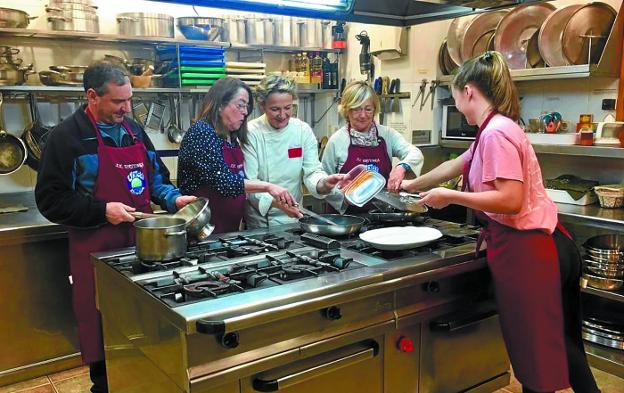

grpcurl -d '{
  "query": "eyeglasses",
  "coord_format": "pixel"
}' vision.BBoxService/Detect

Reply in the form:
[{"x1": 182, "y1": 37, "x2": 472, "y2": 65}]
[
  {"x1": 350, "y1": 107, "x2": 375, "y2": 114},
  {"x1": 230, "y1": 101, "x2": 249, "y2": 113}
]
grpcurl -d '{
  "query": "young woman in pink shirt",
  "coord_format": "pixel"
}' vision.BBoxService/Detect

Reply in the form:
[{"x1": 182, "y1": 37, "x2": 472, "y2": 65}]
[{"x1": 402, "y1": 51, "x2": 599, "y2": 393}]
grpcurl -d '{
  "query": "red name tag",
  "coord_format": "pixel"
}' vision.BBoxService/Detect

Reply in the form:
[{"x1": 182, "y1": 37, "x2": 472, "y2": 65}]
[{"x1": 288, "y1": 147, "x2": 303, "y2": 158}]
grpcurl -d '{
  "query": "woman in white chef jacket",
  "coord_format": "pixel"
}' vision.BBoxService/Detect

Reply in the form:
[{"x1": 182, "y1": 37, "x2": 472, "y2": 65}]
[{"x1": 244, "y1": 75, "x2": 346, "y2": 228}]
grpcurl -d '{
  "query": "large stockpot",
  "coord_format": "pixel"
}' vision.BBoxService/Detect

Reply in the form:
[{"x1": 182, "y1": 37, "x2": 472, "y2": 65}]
[
  {"x1": 47, "y1": 7, "x2": 99, "y2": 33},
  {"x1": 0, "y1": 7, "x2": 37, "y2": 28},
  {"x1": 134, "y1": 217, "x2": 187, "y2": 262},
  {"x1": 299, "y1": 214, "x2": 366, "y2": 237},
  {"x1": 117, "y1": 13, "x2": 174, "y2": 38},
  {"x1": 273, "y1": 15, "x2": 294, "y2": 47},
  {"x1": 223, "y1": 15, "x2": 246, "y2": 44}
]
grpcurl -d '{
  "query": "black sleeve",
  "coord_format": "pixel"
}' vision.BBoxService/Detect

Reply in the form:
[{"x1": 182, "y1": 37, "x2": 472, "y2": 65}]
[{"x1": 35, "y1": 124, "x2": 107, "y2": 228}]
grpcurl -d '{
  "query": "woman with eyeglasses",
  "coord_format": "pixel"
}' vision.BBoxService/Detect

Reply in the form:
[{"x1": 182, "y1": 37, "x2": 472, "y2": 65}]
[
  {"x1": 178, "y1": 77, "x2": 296, "y2": 234},
  {"x1": 402, "y1": 52, "x2": 599, "y2": 393},
  {"x1": 243, "y1": 75, "x2": 346, "y2": 228},
  {"x1": 321, "y1": 80, "x2": 424, "y2": 213}
]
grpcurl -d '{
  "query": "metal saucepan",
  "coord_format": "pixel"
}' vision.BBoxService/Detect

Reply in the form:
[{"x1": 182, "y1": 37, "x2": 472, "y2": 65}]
[
  {"x1": 299, "y1": 214, "x2": 366, "y2": 237},
  {"x1": 132, "y1": 198, "x2": 214, "y2": 241},
  {"x1": 174, "y1": 197, "x2": 214, "y2": 240},
  {"x1": 0, "y1": 95, "x2": 28, "y2": 175},
  {"x1": 584, "y1": 234, "x2": 624, "y2": 252},
  {"x1": 134, "y1": 217, "x2": 187, "y2": 261}
]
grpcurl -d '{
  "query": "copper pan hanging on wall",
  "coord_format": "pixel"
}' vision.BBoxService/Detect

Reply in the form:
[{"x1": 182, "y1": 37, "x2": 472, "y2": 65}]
[
  {"x1": 493, "y1": 3, "x2": 555, "y2": 69},
  {"x1": 446, "y1": 15, "x2": 475, "y2": 66},
  {"x1": 562, "y1": 2, "x2": 616, "y2": 65},
  {"x1": 460, "y1": 10, "x2": 508, "y2": 62},
  {"x1": 538, "y1": 4, "x2": 584, "y2": 67}
]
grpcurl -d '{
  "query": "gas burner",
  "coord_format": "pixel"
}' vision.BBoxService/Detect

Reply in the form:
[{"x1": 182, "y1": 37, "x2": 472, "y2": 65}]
[
  {"x1": 183, "y1": 281, "x2": 233, "y2": 298},
  {"x1": 136, "y1": 248, "x2": 364, "y2": 306}
]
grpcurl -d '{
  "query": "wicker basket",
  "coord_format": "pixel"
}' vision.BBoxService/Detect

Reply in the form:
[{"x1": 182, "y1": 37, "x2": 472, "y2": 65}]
[{"x1": 594, "y1": 185, "x2": 624, "y2": 209}]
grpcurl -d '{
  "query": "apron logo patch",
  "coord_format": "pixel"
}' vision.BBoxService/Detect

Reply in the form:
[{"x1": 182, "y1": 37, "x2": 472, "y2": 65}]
[
  {"x1": 127, "y1": 170, "x2": 146, "y2": 195},
  {"x1": 366, "y1": 164, "x2": 380, "y2": 173}
]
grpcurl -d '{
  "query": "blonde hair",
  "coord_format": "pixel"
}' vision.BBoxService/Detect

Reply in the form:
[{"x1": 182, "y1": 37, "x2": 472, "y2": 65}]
[
  {"x1": 452, "y1": 51, "x2": 520, "y2": 121},
  {"x1": 338, "y1": 80, "x2": 380, "y2": 119},
  {"x1": 255, "y1": 75, "x2": 297, "y2": 104}
]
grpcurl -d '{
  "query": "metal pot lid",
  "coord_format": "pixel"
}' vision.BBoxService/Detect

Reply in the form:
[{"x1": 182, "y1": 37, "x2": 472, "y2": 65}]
[
  {"x1": 460, "y1": 10, "x2": 508, "y2": 62},
  {"x1": 117, "y1": 12, "x2": 174, "y2": 21},
  {"x1": 562, "y1": 2, "x2": 616, "y2": 65},
  {"x1": 446, "y1": 15, "x2": 475, "y2": 65},
  {"x1": 493, "y1": 3, "x2": 555, "y2": 69},
  {"x1": 537, "y1": 4, "x2": 583, "y2": 67}
]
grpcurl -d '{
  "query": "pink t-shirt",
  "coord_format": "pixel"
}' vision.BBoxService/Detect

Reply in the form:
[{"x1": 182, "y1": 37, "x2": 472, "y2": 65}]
[{"x1": 461, "y1": 114, "x2": 558, "y2": 233}]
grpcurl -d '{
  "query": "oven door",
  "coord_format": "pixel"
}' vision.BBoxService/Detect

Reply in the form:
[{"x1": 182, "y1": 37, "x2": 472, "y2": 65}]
[
  {"x1": 419, "y1": 301, "x2": 510, "y2": 393},
  {"x1": 241, "y1": 339, "x2": 383, "y2": 393}
]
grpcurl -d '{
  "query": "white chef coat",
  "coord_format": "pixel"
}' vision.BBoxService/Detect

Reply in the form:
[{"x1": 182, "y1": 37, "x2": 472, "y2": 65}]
[
  {"x1": 244, "y1": 115, "x2": 328, "y2": 228},
  {"x1": 321, "y1": 123, "x2": 424, "y2": 213}
]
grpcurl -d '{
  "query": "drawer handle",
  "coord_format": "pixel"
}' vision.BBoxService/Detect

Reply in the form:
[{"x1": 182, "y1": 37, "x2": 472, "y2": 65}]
[
  {"x1": 252, "y1": 346, "x2": 376, "y2": 392},
  {"x1": 430, "y1": 301, "x2": 497, "y2": 332}
]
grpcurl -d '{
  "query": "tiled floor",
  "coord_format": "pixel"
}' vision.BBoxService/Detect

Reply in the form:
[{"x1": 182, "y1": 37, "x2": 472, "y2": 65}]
[{"x1": 1, "y1": 365, "x2": 622, "y2": 392}]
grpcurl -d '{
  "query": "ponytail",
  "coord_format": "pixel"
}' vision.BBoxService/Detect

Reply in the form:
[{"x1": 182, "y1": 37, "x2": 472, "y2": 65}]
[{"x1": 452, "y1": 51, "x2": 520, "y2": 121}]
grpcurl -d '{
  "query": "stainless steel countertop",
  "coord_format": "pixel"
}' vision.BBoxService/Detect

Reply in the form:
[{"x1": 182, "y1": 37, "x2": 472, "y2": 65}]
[
  {"x1": 0, "y1": 192, "x2": 66, "y2": 244},
  {"x1": 556, "y1": 202, "x2": 624, "y2": 227}
]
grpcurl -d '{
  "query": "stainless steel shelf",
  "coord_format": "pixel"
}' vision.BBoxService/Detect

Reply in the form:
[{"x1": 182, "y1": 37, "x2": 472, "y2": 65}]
[
  {"x1": 585, "y1": 342, "x2": 624, "y2": 379},
  {"x1": 582, "y1": 287, "x2": 624, "y2": 304},
  {"x1": 439, "y1": 139, "x2": 624, "y2": 159},
  {"x1": 555, "y1": 203, "x2": 624, "y2": 227},
  {"x1": 0, "y1": 85, "x2": 337, "y2": 95},
  {"x1": 0, "y1": 27, "x2": 341, "y2": 53}
]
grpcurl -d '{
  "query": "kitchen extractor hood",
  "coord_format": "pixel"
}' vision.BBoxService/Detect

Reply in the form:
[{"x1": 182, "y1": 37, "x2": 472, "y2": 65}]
[{"x1": 152, "y1": 0, "x2": 549, "y2": 26}]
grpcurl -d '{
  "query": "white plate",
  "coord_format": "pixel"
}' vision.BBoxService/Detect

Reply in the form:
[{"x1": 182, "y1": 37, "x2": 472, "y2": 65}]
[{"x1": 359, "y1": 226, "x2": 443, "y2": 251}]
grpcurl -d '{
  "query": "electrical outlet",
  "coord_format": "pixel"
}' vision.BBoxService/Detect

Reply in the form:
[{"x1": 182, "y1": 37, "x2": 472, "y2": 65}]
[{"x1": 602, "y1": 98, "x2": 616, "y2": 110}]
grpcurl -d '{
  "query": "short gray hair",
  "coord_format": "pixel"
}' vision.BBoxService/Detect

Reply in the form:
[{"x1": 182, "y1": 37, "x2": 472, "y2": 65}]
[
  {"x1": 83, "y1": 62, "x2": 129, "y2": 96},
  {"x1": 255, "y1": 75, "x2": 297, "y2": 104}
]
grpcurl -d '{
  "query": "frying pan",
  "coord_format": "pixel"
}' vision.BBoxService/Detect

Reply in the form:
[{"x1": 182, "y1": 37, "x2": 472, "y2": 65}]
[
  {"x1": 0, "y1": 94, "x2": 27, "y2": 175},
  {"x1": 299, "y1": 214, "x2": 365, "y2": 237}
]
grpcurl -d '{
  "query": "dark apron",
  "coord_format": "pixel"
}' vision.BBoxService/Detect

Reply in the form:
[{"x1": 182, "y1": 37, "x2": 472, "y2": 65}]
[
  {"x1": 466, "y1": 112, "x2": 569, "y2": 391},
  {"x1": 67, "y1": 108, "x2": 152, "y2": 364},
  {"x1": 196, "y1": 141, "x2": 245, "y2": 234},
  {"x1": 338, "y1": 123, "x2": 392, "y2": 214}
]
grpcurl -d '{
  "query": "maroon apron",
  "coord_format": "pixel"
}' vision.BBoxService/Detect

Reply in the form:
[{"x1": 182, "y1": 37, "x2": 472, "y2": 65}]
[
  {"x1": 196, "y1": 141, "x2": 245, "y2": 234},
  {"x1": 67, "y1": 108, "x2": 152, "y2": 364},
  {"x1": 338, "y1": 122, "x2": 392, "y2": 213},
  {"x1": 466, "y1": 112, "x2": 569, "y2": 392}
]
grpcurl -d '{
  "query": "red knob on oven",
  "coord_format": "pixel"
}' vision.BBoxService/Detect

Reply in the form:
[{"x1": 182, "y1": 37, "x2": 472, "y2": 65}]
[{"x1": 397, "y1": 336, "x2": 414, "y2": 353}]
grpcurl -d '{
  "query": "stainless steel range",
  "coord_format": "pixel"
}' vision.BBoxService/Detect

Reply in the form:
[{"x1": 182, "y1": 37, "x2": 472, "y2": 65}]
[{"x1": 93, "y1": 218, "x2": 510, "y2": 393}]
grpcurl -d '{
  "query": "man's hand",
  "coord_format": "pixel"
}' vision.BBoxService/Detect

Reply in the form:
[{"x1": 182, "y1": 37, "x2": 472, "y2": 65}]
[
  {"x1": 105, "y1": 202, "x2": 136, "y2": 225},
  {"x1": 175, "y1": 195, "x2": 198, "y2": 210},
  {"x1": 387, "y1": 165, "x2": 407, "y2": 192},
  {"x1": 272, "y1": 201, "x2": 304, "y2": 218},
  {"x1": 267, "y1": 184, "x2": 297, "y2": 206}
]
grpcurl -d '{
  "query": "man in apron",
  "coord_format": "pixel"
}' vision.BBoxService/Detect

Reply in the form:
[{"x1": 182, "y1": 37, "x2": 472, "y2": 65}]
[{"x1": 35, "y1": 62, "x2": 195, "y2": 393}]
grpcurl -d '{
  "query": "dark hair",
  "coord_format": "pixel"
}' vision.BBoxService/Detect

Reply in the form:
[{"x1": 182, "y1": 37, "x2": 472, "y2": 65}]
[
  {"x1": 83, "y1": 62, "x2": 129, "y2": 96},
  {"x1": 198, "y1": 77, "x2": 253, "y2": 145},
  {"x1": 452, "y1": 51, "x2": 520, "y2": 121}
]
